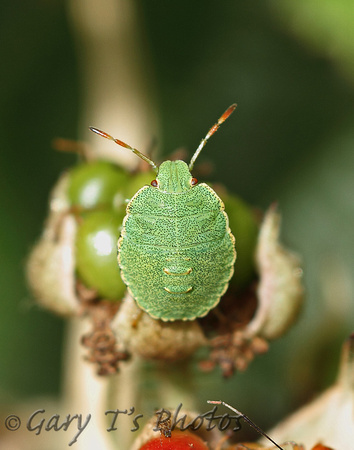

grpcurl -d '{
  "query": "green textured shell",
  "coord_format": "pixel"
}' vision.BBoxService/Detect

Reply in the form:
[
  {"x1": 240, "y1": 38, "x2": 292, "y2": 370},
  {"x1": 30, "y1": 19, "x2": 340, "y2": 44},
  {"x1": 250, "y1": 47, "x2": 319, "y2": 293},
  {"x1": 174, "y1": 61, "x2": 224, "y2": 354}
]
[{"x1": 118, "y1": 160, "x2": 236, "y2": 321}]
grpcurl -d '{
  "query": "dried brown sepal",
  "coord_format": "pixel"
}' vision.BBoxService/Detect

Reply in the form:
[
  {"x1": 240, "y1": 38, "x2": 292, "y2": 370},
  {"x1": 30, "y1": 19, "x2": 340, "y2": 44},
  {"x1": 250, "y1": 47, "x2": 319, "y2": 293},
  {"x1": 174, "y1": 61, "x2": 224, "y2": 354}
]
[
  {"x1": 200, "y1": 284, "x2": 259, "y2": 336},
  {"x1": 198, "y1": 283, "x2": 263, "y2": 376},
  {"x1": 80, "y1": 291, "x2": 128, "y2": 375},
  {"x1": 201, "y1": 332, "x2": 269, "y2": 377},
  {"x1": 155, "y1": 415, "x2": 173, "y2": 438}
]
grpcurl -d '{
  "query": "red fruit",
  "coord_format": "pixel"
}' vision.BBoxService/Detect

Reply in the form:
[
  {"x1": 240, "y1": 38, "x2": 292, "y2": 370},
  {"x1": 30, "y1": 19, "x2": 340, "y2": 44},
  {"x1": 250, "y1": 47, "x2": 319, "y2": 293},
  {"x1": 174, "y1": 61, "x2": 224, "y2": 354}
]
[
  {"x1": 311, "y1": 445, "x2": 334, "y2": 450},
  {"x1": 139, "y1": 430, "x2": 209, "y2": 449}
]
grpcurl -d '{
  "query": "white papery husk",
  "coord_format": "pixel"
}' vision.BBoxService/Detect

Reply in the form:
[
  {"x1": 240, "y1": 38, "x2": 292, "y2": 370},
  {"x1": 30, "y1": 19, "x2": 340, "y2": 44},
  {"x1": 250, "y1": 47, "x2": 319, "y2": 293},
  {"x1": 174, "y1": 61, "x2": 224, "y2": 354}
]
[
  {"x1": 246, "y1": 206, "x2": 304, "y2": 340},
  {"x1": 261, "y1": 334, "x2": 354, "y2": 450},
  {"x1": 26, "y1": 173, "x2": 80, "y2": 316}
]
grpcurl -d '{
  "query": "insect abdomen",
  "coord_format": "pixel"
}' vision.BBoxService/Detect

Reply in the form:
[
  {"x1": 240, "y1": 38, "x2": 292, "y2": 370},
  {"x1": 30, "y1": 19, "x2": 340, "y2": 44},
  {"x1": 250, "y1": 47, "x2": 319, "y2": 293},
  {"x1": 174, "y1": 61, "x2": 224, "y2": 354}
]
[{"x1": 118, "y1": 232, "x2": 235, "y2": 321}]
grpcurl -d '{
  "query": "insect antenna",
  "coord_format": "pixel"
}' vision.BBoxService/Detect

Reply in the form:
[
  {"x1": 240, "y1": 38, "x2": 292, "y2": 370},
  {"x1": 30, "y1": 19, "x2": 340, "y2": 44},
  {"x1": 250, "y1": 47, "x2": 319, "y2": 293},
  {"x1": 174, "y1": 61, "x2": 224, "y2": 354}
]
[
  {"x1": 189, "y1": 104, "x2": 237, "y2": 171},
  {"x1": 207, "y1": 400, "x2": 284, "y2": 450},
  {"x1": 89, "y1": 127, "x2": 158, "y2": 172}
]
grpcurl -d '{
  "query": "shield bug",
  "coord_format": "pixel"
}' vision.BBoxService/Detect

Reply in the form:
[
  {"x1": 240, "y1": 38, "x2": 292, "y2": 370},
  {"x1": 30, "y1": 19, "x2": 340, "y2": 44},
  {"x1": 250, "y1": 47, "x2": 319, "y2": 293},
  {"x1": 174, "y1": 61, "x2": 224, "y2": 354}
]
[{"x1": 90, "y1": 104, "x2": 237, "y2": 321}]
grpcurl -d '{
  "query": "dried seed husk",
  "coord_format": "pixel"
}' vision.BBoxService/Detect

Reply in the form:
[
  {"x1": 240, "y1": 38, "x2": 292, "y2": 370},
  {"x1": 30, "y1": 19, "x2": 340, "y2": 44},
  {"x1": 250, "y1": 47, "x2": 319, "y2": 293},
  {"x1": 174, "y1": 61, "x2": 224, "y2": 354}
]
[{"x1": 113, "y1": 293, "x2": 207, "y2": 362}]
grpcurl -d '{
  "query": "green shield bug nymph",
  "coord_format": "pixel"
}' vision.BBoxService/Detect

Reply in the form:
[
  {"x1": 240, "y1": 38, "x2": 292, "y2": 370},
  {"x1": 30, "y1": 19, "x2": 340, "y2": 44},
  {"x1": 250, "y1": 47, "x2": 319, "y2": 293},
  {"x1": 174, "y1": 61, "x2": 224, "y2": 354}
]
[{"x1": 90, "y1": 104, "x2": 237, "y2": 321}]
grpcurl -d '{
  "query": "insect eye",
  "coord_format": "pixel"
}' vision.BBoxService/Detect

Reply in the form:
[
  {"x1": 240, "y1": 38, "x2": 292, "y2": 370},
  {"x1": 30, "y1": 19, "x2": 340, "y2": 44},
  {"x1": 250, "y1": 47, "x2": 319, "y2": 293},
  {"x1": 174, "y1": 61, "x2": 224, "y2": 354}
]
[
  {"x1": 191, "y1": 177, "x2": 198, "y2": 186},
  {"x1": 151, "y1": 179, "x2": 158, "y2": 187}
]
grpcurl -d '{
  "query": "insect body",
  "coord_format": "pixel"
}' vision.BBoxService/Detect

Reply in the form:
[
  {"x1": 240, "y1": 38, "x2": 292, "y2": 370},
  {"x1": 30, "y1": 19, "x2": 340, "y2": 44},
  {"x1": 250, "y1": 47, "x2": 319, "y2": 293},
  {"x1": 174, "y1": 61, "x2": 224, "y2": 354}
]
[{"x1": 90, "y1": 104, "x2": 237, "y2": 321}]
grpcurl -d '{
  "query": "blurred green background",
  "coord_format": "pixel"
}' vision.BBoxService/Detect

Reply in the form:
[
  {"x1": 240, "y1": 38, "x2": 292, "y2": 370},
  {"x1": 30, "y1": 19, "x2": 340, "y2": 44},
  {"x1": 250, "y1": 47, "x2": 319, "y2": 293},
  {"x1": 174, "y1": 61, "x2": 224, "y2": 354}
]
[{"x1": 0, "y1": 0, "x2": 353, "y2": 436}]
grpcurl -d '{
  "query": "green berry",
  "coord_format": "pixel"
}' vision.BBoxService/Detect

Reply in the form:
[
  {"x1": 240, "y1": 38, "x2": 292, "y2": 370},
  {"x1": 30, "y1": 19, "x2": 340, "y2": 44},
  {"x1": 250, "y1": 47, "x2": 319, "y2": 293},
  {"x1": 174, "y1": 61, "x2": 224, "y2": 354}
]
[
  {"x1": 68, "y1": 161, "x2": 129, "y2": 210},
  {"x1": 223, "y1": 192, "x2": 259, "y2": 289},
  {"x1": 76, "y1": 210, "x2": 126, "y2": 300}
]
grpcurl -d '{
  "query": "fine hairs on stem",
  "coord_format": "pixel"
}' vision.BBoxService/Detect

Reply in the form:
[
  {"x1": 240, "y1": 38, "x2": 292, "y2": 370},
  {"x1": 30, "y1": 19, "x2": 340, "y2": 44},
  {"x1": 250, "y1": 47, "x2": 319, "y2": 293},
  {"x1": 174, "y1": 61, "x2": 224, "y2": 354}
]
[{"x1": 207, "y1": 400, "x2": 284, "y2": 450}]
